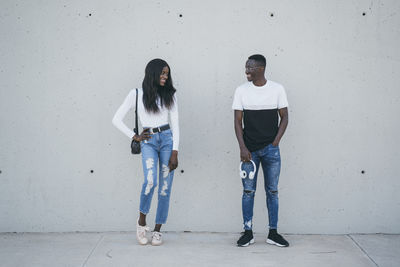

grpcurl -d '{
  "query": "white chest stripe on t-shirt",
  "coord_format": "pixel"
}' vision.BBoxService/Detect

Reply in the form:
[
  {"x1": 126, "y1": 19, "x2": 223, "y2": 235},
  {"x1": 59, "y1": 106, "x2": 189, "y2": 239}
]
[{"x1": 243, "y1": 104, "x2": 278, "y2": 110}]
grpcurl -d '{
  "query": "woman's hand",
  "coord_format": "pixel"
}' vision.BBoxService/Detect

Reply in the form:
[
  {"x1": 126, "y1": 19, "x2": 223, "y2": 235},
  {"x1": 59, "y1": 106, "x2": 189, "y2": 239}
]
[
  {"x1": 133, "y1": 128, "x2": 151, "y2": 142},
  {"x1": 168, "y1": 150, "x2": 178, "y2": 171}
]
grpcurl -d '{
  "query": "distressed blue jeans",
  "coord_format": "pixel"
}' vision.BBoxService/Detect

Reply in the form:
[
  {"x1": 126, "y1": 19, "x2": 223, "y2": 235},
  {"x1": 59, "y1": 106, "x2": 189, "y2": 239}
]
[
  {"x1": 242, "y1": 143, "x2": 281, "y2": 230},
  {"x1": 139, "y1": 128, "x2": 174, "y2": 225}
]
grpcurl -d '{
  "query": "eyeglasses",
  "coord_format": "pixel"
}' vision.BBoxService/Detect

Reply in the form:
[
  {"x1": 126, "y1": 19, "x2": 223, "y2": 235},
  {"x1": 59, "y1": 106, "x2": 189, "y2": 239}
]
[{"x1": 245, "y1": 66, "x2": 262, "y2": 71}]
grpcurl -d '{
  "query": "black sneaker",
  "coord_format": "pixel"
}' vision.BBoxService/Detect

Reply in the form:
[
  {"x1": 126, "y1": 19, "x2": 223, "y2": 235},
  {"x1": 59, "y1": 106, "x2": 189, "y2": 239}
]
[
  {"x1": 237, "y1": 230, "x2": 254, "y2": 247},
  {"x1": 266, "y1": 229, "x2": 289, "y2": 247}
]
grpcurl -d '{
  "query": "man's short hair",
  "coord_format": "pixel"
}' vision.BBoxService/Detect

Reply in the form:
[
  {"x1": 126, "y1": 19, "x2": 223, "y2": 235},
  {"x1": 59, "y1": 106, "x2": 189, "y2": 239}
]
[{"x1": 248, "y1": 54, "x2": 266, "y2": 67}]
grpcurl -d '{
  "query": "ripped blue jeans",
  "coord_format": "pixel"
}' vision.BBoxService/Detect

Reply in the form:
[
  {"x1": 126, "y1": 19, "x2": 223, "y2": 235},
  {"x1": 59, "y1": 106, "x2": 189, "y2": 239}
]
[
  {"x1": 242, "y1": 143, "x2": 281, "y2": 230},
  {"x1": 139, "y1": 128, "x2": 174, "y2": 225}
]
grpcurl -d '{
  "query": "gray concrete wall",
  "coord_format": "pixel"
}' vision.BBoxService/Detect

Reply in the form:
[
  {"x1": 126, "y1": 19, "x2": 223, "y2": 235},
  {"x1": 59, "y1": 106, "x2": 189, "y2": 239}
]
[{"x1": 1, "y1": 0, "x2": 399, "y2": 234}]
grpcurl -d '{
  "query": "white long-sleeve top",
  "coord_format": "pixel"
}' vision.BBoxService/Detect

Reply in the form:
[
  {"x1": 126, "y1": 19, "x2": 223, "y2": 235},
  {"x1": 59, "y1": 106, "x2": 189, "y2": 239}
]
[{"x1": 112, "y1": 88, "x2": 179, "y2": 151}]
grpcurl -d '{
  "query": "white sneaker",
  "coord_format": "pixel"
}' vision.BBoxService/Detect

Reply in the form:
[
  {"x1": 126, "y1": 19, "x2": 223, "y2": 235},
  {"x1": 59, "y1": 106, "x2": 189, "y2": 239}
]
[
  {"x1": 151, "y1": 231, "x2": 163, "y2": 246},
  {"x1": 136, "y1": 220, "x2": 150, "y2": 245}
]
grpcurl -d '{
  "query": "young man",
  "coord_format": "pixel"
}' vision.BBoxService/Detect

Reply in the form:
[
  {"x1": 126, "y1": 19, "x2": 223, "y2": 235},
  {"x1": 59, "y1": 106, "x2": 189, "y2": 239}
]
[{"x1": 232, "y1": 54, "x2": 289, "y2": 247}]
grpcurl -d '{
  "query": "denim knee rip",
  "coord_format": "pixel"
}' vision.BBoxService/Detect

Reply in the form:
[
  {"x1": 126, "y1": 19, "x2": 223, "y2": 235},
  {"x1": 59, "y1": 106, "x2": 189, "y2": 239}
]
[
  {"x1": 160, "y1": 164, "x2": 170, "y2": 196},
  {"x1": 144, "y1": 158, "x2": 155, "y2": 195}
]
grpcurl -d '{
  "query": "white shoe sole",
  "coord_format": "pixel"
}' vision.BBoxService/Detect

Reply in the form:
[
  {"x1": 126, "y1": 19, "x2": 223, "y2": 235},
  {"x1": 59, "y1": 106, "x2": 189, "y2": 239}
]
[
  {"x1": 266, "y1": 238, "x2": 287, "y2": 247},
  {"x1": 238, "y1": 238, "x2": 255, "y2": 247}
]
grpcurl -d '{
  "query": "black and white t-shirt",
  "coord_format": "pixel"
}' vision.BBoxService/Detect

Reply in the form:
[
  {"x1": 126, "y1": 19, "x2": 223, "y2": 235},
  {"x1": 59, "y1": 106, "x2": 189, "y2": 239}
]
[{"x1": 232, "y1": 80, "x2": 288, "y2": 152}]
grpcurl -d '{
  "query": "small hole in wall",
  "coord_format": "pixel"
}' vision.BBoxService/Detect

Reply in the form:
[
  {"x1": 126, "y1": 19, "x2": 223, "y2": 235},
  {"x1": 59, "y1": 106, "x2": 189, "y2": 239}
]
[
  {"x1": 0, "y1": 170, "x2": 2, "y2": 174},
  {"x1": 90, "y1": 170, "x2": 94, "y2": 173},
  {"x1": 180, "y1": 170, "x2": 184, "y2": 173},
  {"x1": 361, "y1": 170, "x2": 365, "y2": 174},
  {"x1": 89, "y1": 13, "x2": 92, "y2": 16},
  {"x1": 270, "y1": 13, "x2": 274, "y2": 17},
  {"x1": 179, "y1": 14, "x2": 183, "y2": 18},
  {"x1": 362, "y1": 12, "x2": 366, "y2": 16}
]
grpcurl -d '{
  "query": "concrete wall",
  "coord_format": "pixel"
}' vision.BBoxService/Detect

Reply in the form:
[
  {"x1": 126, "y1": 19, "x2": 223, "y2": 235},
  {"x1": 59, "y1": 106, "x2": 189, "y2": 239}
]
[{"x1": 1, "y1": 0, "x2": 399, "y2": 234}]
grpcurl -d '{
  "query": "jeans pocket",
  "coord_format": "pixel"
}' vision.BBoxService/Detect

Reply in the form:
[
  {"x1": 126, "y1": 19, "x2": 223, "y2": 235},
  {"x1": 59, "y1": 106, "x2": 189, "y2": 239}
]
[{"x1": 162, "y1": 130, "x2": 173, "y2": 140}]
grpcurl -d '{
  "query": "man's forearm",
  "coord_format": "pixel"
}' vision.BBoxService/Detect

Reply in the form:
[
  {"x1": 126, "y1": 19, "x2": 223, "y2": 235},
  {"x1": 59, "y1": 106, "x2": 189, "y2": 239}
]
[
  {"x1": 273, "y1": 108, "x2": 289, "y2": 145},
  {"x1": 234, "y1": 122, "x2": 247, "y2": 149},
  {"x1": 273, "y1": 118, "x2": 287, "y2": 143},
  {"x1": 234, "y1": 110, "x2": 247, "y2": 149}
]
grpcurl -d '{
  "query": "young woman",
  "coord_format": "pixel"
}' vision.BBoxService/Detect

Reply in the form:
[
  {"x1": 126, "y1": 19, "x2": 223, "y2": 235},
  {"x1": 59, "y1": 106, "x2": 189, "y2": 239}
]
[{"x1": 112, "y1": 59, "x2": 179, "y2": 246}]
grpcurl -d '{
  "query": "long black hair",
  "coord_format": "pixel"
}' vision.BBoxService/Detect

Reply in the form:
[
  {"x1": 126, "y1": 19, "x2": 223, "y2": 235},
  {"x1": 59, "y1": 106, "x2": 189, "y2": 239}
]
[{"x1": 142, "y1": 58, "x2": 176, "y2": 113}]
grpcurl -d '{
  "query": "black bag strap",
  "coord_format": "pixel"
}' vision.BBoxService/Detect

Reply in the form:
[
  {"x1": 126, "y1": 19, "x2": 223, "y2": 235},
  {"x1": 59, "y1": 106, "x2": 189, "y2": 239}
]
[{"x1": 134, "y1": 88, "x2": 139, "y2": 135}]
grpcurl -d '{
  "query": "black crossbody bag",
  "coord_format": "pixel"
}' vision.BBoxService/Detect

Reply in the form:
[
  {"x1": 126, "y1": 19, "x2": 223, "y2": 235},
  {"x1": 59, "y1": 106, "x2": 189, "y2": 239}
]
[{"x1": 131, "y1": 88, "x2": 141, "y2": 154}]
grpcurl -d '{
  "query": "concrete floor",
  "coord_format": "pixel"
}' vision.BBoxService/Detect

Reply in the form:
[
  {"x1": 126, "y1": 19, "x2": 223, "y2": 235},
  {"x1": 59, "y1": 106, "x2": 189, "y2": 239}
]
[{"x1": 0, "y1": 232, "x2": 399, "y2": 267}]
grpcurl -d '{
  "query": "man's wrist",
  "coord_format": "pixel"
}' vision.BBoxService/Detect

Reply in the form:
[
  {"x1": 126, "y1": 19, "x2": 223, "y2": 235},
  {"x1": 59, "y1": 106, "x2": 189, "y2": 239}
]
[{"x1": 239, "y1": 145, "x2": 247, "y2": 151}]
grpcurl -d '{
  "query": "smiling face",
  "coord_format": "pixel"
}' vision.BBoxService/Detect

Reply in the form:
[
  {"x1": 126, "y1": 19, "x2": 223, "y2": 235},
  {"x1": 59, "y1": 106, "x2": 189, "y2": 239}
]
[
  {"x1": 159, "y1": 66, "x2": 169, "y2": 86},
  {"x1": 245, "y1": 59, "x2": 264, "y2": 82}
]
